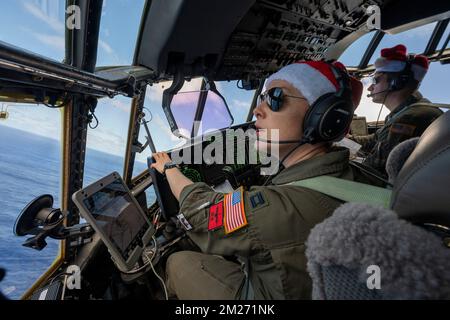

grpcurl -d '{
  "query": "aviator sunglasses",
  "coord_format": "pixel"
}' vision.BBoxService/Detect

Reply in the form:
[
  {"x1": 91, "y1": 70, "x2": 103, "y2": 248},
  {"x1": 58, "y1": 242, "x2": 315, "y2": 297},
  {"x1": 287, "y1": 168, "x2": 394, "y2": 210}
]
[
  {"x1": 369, "y1": 73, "x2": 386, "y2": 85},
  {"x1": 258, "y1": 87, "x2": 307, "y2": 112}
]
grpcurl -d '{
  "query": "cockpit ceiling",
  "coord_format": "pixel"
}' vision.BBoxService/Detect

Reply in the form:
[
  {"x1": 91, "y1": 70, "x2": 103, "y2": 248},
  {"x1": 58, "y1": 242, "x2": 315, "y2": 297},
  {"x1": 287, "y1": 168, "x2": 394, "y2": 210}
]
[
  {"x1": 136, "y1": 0, "x2": 450, "y2": 83},
  {"x1": 217, "y1": 0, "x2": 383, "y2": 81}
]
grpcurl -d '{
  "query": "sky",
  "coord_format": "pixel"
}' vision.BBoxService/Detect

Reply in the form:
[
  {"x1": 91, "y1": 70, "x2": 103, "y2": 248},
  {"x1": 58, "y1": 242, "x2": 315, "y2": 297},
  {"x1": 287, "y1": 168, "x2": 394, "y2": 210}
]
[{"x1": 0, "y1": 0, "x2": 449, "y2": 168}]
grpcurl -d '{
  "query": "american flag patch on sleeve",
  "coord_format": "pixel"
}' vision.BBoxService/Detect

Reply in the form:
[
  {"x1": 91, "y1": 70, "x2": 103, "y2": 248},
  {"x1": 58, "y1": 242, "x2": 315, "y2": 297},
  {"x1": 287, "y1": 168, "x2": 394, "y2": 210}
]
[{"x1": 224, "y1": 187, "x2": 247, "y2": 234}]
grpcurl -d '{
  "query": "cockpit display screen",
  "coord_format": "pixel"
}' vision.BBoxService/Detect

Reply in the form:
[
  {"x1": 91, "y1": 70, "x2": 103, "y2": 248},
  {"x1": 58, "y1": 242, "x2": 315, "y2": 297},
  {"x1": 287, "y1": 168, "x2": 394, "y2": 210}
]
[{"x1": 83, "y1": 179, "x2": 147, "y2": 257}]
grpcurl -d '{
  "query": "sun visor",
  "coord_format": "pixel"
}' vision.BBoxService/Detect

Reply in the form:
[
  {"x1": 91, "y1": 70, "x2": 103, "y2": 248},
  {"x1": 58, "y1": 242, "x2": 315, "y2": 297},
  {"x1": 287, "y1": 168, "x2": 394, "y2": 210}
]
[{"x1": 136, "y1": 0, "x2": 255, "y2": 79}]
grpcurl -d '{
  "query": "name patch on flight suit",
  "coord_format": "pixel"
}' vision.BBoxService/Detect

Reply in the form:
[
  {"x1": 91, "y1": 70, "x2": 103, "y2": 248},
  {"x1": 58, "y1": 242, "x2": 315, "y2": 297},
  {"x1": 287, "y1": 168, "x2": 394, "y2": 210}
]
[
  {"x1": 390, "y1": 123, "x2": 416, "y2": 136},
  {"x1": 224, "y1": 187, "x2": 248, "y2": 234},
  {"x1": 208, "y1": 201, "x2": 223, "y2": 231}
]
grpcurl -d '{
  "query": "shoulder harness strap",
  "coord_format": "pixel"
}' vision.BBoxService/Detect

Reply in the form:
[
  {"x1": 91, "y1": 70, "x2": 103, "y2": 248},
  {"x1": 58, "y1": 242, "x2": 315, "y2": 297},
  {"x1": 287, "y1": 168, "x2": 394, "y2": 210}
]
[{"x1": 283, "y1": 176, "x2": 392, "y2": 208}]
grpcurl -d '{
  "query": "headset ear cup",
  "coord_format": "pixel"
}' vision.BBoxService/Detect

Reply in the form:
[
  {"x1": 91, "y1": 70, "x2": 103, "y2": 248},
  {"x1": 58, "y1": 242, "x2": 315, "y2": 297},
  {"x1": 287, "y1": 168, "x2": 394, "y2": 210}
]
[
  {"x1": 389, "y1": 58, "x2": 413, "y2": 91},
  {"x1": 319, "y1": 100, "x2": 353, "y2": 141},
  {"x1": 302, "y1": 64, "x2": 354, "y2": 144},
  {"x1": 303, "y1": 93, "x2": 342, "y2": 143},
  {"x1": 303, "y1": 93, "x2": 352, "y2": 143},
  {"x1": 302, "y1": 94, "x2": 328, "y2": 143}
]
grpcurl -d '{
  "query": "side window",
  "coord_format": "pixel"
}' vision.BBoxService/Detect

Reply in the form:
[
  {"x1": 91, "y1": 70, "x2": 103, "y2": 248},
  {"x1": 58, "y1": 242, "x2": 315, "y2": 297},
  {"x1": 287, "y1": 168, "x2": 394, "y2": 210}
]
[
  {"x1": 132, "y1": 79, "x2": 255, "y2": 178},
  {"x1": 338, "y1": 31, "x2": 376, "y2": 67},
  {"x1": 96, "y1": 0, "x2": 146, "y2": 66},
  {"x1": 84, "y1": 96, "x2": 132, "y2": 186},
  {"x1": 0, "y1": 103, "x2": 61, "y2": 299},
  {"x1": 132, "y1": 80, "x2": 207, "y2": 205},
  {"x1": 0, "y1": 0, "x2": 66, "y2": 61},
  {"x1": 354, "y1": 78, "x2": 390, "y2": 121},
  {"x1": 368, "y1": 22, "x2": 437, "y2": 64},
  {"x1": 355, "y1": 64, "x2": 450, "y2": 122},
  {"x1": 132, "y1": 79, "x2": 203, "y2": 174},
  {"x1": 216, "y1": 81, "x2": 255, "y2": 125},
  {"x1": 417, "y1": 63, "x2": 450, "y2": 105},
  {"x1": 346, "y1": 22, "x2": 448, "y2": 122},
  {"x1": 437, "y1": 23, "x2": 449, "y2": 51}
]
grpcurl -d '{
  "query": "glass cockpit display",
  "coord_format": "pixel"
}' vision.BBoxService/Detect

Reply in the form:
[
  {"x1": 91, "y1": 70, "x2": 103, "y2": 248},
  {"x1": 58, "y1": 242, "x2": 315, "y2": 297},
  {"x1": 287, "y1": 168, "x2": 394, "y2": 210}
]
[
  {"x1": 82, "y1": 179, "x2": 147, "y2": 256},
  {"x1": 72, "y1": 172, "x2": 154, "y2": 271}
]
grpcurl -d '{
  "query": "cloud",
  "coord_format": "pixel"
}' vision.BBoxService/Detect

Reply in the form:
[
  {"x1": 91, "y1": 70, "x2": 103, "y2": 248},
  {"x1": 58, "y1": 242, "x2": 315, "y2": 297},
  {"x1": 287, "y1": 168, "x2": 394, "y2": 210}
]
[
  {"x1": 214, "y1": 81, "x2": 225, "y2": 93},
  {"x1": 21, "y1": 1, "x2": 123, "y2": 66},
  {"x1": 183, "y1": 78, "x2": 203, "y2": 91},
  {"x1": 152, "y1": 114, "x2": 182, "y2": 143},
  {"x1": 86, "y1": 126, "x2": 127, "y2": 156},
  {"x1": 146, "y1": 82, "x2": 168, "y2": 103},
  {"x1": 0, "y1": 104, "x2": 61, "y2": 140},
  {"x1": 231, "y1": 99, "x2": 249, "y2": 110},
  {"x1": 99, "y1": 40, "x2": 114, "y2": 55},
  {"x1": 109, "y1": 99, "x2": 130, "y2": 113},
  {"x1": 96, "y1": 39, "x2": 127, "y2": 66},
  {"x1": 146, "y1": 78, "x2": 209, "y2": 106},
  {"x1": 32, "y1": 32, "x2": 65, "y2": 52},
  {"x1": 227, "y1": 99, "x2": 251, "y2": 124},
  {"x1": 22, "y1": 0, "x2": 64, "y2": 34},
  {"x1": 18, "y1": 26, "x2": 65, "y2": 54},
  {"x1": 20, "y1": 1, "x2": 66, "y2": 56},
  {"x1": 0, "y1": 102, "x2": 127, "y2": 157}
]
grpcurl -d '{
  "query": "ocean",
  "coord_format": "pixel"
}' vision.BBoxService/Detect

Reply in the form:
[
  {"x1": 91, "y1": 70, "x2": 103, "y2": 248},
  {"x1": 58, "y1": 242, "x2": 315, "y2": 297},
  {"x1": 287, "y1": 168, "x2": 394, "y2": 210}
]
[{"x1": 0, "y1": 125, "x2": 154, "y2": 299}]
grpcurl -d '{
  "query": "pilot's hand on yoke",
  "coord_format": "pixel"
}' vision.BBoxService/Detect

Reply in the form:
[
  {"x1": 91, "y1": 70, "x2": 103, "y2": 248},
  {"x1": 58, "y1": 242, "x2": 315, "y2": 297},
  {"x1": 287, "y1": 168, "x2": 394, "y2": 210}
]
[
  {"x1": 151, "y1": 152, "x2": 193, "y2": 201},
  {"x1": 151, "y1": 152, "x2": 172, "y2": 174}
]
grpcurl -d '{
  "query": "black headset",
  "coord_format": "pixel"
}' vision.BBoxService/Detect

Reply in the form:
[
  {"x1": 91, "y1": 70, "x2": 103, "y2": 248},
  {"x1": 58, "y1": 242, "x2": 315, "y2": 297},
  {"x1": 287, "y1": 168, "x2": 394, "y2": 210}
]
[
  {"x1": 302, "y1": 64, "x2": 355, "y2": 144},
  {"x1": 388, "y1": 55, "x2": 414, "y2": 91}
]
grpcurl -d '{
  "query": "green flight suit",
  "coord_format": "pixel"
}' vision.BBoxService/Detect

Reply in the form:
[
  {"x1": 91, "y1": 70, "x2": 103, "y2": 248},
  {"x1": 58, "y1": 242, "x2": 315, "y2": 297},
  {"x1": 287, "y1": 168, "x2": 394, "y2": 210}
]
[
  {"x1": 353, "y1": 93, "x2": 442, "y2": 176},
  {"x1": 166, "y1": 147, "x2": 379, "y2": 300}
]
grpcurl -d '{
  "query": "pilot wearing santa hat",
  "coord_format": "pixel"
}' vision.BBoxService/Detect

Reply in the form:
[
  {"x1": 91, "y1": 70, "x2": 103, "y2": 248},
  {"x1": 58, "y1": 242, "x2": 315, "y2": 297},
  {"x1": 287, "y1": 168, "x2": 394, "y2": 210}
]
[{"x1": 352, "y1": 44, "x2": 443, "y2": 177}]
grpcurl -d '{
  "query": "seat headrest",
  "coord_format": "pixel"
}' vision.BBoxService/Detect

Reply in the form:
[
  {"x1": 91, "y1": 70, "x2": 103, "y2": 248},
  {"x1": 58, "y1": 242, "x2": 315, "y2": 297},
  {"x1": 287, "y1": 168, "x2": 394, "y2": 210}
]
[
  {"x1": 391, "y1": 111, "x2": 450, "y2": 226},
  {"x1": 306, "y1": 203, "x2": 450, "y2": 299},
  {"x1": 386, "y1": 137, "x2": 420, "y2": 183}
]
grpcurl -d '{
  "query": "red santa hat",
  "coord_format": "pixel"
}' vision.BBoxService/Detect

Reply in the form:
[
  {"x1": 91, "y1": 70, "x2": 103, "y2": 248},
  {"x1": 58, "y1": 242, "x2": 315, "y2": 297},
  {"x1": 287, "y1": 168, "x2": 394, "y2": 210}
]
[
  {"x1": 265, "y1": 60, "x2": 362, "y2": 108},
  {"x1": 374, "y1": 44, "x2": 429, "y2": 82}
]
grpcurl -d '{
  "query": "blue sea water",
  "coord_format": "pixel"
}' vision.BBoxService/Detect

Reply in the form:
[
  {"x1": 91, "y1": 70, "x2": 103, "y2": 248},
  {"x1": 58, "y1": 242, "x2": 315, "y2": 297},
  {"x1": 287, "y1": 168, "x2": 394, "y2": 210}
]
[{"x1": 0, "y1": 125, "x2": 154, "y2": 299}]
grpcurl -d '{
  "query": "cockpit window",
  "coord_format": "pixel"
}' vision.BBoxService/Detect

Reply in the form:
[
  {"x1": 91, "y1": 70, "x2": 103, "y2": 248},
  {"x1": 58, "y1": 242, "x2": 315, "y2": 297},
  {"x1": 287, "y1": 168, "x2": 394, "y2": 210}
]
[
  {"x1": 0, "y1": 0, "x2": 66, "y2": 62},
  {"x1": 437, "y1": 23, "x2": 449, "y2": 51},
  {"x1": 0, "y1": 103, "x2": 61, "y2": 299},
  {"x1": 368, "y1": 22, "x2": 438, "y2": 64},
  {"x1": 342, "y1": 21, "x2": 447, "y2": 123},
  {"x1": 131, "y1": 80, "x2": 201, "y2": 178},
  {"x1": 131, "y1": 79, "x2": 255, "y2": 178},
  {"x1": 83, "y1": 96, "x2": 133, "y2": 186},
  {"x1": 419, "y1": 63, "x2": 450, "y2": 105},
  {"x1": 339, "y1": 31, "x2": 376, "y2": 67},
  {"x1": 215, "y1": 81, "x2": 255, "y2": 125},
  {"x1": 356, "y1": 55, "x2": 450, "y2": 123},
  {"x1": 96, "y1": 0, "x2": 145, "y2": 66}
]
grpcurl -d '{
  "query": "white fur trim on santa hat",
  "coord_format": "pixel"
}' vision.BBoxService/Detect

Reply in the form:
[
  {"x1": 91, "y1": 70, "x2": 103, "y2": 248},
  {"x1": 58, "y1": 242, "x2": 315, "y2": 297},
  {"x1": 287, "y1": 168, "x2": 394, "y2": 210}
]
[
  {"x1": 265, "y1": 63, "x2": 337, "y2": 105},
  {"x1": 375, "y1": 58, "x2": 406, "y2": 73},
  {"x1": 375, "y1": 58, "x2": 427, "y2": 82}
]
